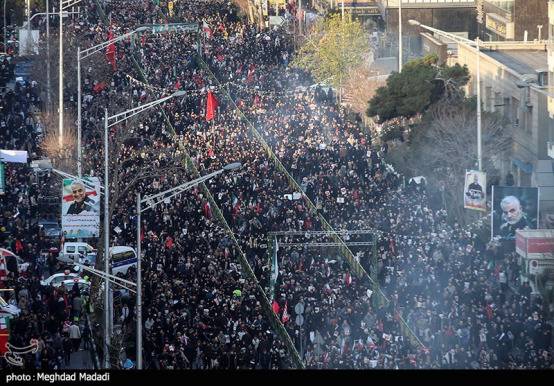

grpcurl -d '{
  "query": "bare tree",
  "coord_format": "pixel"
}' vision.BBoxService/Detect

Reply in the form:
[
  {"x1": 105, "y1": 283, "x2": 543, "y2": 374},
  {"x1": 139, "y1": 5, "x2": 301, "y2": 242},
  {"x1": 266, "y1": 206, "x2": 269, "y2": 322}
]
[
  {"x1": 342, "y1": 65, "x2": 386, "y2": 117},
  {"x1": 387, "y1": 96, "x2": 513, "y2": 224}
]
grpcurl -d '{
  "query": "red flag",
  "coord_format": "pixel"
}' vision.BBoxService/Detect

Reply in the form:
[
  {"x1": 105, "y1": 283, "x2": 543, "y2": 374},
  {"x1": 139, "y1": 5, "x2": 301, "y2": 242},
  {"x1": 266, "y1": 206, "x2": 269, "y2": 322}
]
[
  {"x1": 272, "y1": 300, "x2": 280, "y2": 315},
  {"x1": 93, "y1": 81, "x2": 107, "y2": 94},
  {"x1": 345, "y1": 272, "x2": 352, "y2": 287},
  {"x1": 202, "y1": 201, "x2": 212, "y2": 219},
  {"x1": 15, "y1": 239, "x2": 23, "y2": 254},
  {"x1": 106, "y1": 30, "x2": 117, "y2": 71},
  {"x1": 246, "y1": 64, "x2": 256, "y2": 84},
  {"x1": 140, "y1": 34, "x2": 146, "y2": 46},
  {"x1": 282, "y1": 301, "x2": 290, "y2": 323},
  {"x1": 205, "y1": 90, "x2": 218, "y2": 122},
  {"x1": 174, "y1": 79, "x2": 181, "y2": 90}
]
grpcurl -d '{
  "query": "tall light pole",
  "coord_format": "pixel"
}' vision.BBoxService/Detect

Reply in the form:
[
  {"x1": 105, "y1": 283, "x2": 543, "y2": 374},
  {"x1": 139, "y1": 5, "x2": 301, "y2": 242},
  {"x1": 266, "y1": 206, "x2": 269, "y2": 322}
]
[
  {"x1": 3, "y1": 0, "x2": 6, "y2": 53},
  {"x1": 46, "y1": 0, "x2": 50, "y2": 111},
  {"x1": 409, "y1": 19, "x2": 483, "y2": 171},
  {"x1": 77, "y1": 25, "x2": 186, "y2": 177},
  {"x1": 398, "y1": 0, "x2": 403, "y2": 72},
  {"x1": 135, "y1": 162, "x2": 242, "y2": 369},
  {"x1": 59, "y1": 0, "x2": 82, "y2": 149},
  {"x1": 102, "y1": 90, "x2": 186, "y2": 368}
]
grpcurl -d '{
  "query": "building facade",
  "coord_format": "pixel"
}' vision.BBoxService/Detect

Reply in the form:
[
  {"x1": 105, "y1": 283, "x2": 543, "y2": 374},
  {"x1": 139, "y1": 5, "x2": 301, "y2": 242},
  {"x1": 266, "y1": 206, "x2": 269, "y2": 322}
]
[
  {"x1": 477, "y1": 0, "x2": 549, "y2": 41},
  {"x1": 455, "y1": 40, "x2": 554, "y2": 224}
]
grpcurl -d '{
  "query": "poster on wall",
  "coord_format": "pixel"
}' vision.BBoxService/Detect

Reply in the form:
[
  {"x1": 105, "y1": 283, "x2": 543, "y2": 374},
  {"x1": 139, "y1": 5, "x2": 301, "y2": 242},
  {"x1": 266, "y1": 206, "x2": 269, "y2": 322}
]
[
  {"x1": 491, "y1": 186, "x2": 539, "y2": 240},
  {"x1": 463, "y1": 170, "x2": 487, "y2": 211},
  {"x1": 61, "y1": 177, "x2": 101, "y2": 239}
]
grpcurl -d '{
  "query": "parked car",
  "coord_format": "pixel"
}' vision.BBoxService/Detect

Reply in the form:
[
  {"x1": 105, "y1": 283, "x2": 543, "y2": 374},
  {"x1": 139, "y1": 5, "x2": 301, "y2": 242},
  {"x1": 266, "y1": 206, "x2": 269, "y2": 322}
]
[
  {"x1": 40, "y1": 271, "x2": 79, "y2": 287},
  {"x1": 57, "y1": 242, "x2": 96, "y2": 265}
]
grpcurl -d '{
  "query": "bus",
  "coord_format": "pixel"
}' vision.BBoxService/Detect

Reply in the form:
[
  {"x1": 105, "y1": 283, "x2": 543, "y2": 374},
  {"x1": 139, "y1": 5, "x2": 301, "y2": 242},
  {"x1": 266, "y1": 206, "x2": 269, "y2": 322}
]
[{"x1": 110, "y1": 246, "x2": 137, "y2": 277}]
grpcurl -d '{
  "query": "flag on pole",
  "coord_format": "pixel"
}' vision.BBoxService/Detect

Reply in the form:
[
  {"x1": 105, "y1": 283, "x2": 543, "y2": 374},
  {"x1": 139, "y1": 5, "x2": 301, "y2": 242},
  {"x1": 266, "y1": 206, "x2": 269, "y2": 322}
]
[
  {"x1": 269, "y1": 238, "x2": 279, "y2": 300},
  {"x1": 271, "y1": 299, "x2": 280, "y2": 315},
  {"x1": 0, "y1": 256, "x2": 7, "y2": 281},
  {"x1": 202, "y1": 20, "x2": 213, "y2": 39},
  {"x1": 345, "y1": 271, "x2": 352, "y2": 287},
  {"x1": 205, "y1": 90, "x2": 218, "y2": 122},
  {"x1": 106, "y1": 30, "x2": 117, "y2": 71},
  {"x1": 282, "y1": 301, "x2": 290, "y2": 323}
]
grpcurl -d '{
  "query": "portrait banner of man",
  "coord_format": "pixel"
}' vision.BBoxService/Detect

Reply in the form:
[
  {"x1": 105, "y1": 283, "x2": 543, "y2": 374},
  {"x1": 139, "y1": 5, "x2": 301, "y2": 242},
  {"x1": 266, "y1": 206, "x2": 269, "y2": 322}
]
[
  {"x1": 491, "y1": 186, "x2": 539, "y2": 241},
  {"x1": 61, "y1": 177, "x2": 101, "y2": 239},
  {"x1": 463, "y1": 170, "x2": 486, "y2": 211}
]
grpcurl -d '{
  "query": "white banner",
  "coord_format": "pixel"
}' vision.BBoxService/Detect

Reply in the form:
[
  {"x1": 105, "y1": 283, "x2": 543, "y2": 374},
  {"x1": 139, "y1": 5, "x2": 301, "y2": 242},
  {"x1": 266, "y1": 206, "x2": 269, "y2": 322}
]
[{"x1": 61, "y1": 177, "x2": 101, "y2": 239}]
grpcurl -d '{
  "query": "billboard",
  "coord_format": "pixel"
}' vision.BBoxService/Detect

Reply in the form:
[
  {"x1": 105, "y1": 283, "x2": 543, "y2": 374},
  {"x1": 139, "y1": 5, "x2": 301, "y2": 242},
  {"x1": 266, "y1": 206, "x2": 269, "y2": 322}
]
[
  {"x1": 491, "y1": 186, "x2": 539, "y2": 240},
  {"x1": 463, "y1": 170, "x2": 486, "y2": 211},
  {"x1": 61, "y1": 177, "x2": 100, "y2": 239}
]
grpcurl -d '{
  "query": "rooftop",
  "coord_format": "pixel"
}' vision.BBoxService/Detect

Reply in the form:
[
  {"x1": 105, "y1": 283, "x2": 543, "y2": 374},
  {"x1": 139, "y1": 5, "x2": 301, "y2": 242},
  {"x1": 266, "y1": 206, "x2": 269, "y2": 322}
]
[{"x1": 485, "y1": 49, "x2": 547, "y2": 76}]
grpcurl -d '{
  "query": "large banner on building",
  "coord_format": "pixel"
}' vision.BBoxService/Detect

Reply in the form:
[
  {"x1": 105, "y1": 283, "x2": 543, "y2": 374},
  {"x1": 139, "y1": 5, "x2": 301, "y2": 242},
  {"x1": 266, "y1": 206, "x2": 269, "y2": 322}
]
[
  {"x1": 61, "y1": 177, "x2": 100, "y2": 239},
  {"x1": 463, "y1": 170, "x2": 486, "y2": 211},
  {"x1": 491, "y1": 186, "x2": 539, "y2": 240}
]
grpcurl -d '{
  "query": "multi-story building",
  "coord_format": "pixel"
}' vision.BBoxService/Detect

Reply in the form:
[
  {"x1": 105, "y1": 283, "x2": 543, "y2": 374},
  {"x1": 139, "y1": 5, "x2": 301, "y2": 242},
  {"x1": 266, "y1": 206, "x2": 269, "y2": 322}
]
[
  {"x1": 454, "y1": 39, "x2": 554, "y2": 224},
  {"x1": 476, "y1": 0, "x2": 549, "y2": 41}
]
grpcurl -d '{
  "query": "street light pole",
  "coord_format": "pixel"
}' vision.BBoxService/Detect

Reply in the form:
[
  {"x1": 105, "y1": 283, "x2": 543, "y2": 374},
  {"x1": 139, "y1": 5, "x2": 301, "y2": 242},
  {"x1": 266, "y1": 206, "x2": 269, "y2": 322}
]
[
  {"x1": 59, "y1": 2, "x2": 63, "y2": 147},
  {"x1": 103, "y1": 108, "x2": 110, "y2": 369},
  {"x1": 102, "y1": 90, "x2": 186, "y2": 369},
  {"x1": 134, "y1": 162, "x2": 242, "y2": 369},
  {"x1": 77, "y1": 46, "x2": 81, "y2": 177},
  {"x1": 59, "y1": 0, "x2": 82, "y2": 149},
  {"x1": 76, "y1": 26, "x2": 168, "y2": 178},
  {"x1": 46, "y1": 0, "x2": 51, "y2": 111},
  {"x1": 3, "y1": 0, "x2": 6, "y2": 53},
  {"x1": 398, "y1": 0, "x2": 403, "y2": 72},
  {"x1": 135, "y1": 192, "x2": 142, "y2": 370},
  {"x1": 476, "y1": 36, "x2": 482, "y2": 171}
]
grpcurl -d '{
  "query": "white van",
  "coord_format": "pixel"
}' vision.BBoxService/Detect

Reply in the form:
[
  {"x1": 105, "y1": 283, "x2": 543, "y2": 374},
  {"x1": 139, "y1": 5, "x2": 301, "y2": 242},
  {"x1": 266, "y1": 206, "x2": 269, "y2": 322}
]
[
  {"x1": 110, "y1": 246, "x2": 137, "y2": 277},
  {"x1": 57, "y1": 242, "x2": 96, "y2": 265}
]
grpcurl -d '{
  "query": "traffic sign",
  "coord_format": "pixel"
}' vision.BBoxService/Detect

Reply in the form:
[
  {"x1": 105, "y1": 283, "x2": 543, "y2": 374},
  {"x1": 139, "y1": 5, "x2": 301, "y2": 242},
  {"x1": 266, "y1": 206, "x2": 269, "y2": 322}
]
[{"x1": 295, "y1": 315, "x2": 304, "y2": 327}]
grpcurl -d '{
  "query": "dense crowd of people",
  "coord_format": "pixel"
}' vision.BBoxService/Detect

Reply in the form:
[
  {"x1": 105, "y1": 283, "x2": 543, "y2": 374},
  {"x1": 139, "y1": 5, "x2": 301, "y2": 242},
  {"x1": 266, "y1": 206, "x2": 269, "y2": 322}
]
[{"x1": 0, "y1": 0, "x2": 551, "y2": 370}]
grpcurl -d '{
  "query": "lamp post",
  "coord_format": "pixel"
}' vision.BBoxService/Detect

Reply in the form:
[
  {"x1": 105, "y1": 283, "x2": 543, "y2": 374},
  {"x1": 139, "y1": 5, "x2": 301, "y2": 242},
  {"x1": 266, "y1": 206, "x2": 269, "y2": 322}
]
[
  {"x1": 398, "y1": 0, "x2": 403, "y2": 72},
  {"x1": 102, "y1": 90, "x2": 186, "y2": 368},
  {"x1": 408, "y1": 19, "x2": 482, "y2": 171},
  {"x1": 135, "y1": 162, "x2": 241, "y2": 369},
  {"x1": 77, "y1": 23, "x2": 189, "y2": 177},
  {"x1": 59, "y1": 0, "x2": 82, "y2": 149}
]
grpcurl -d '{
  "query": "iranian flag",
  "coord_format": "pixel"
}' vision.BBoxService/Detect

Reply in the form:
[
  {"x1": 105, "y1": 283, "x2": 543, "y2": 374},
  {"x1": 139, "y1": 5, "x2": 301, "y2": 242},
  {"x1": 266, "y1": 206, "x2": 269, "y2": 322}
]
[
  {"x1": 202, "y1": 20, "x2": 213, "y2": 39},
  {"x1": 281, "y1": 301, "x2": 290, "y2": 324}
]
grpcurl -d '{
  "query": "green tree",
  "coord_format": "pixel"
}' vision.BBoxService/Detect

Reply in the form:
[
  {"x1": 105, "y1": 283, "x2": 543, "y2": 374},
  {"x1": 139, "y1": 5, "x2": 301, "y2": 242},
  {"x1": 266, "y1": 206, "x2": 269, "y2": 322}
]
[
  {"x1": 292, "y1": 13, "x2": 370, "y2": 92},
  {"x1": 366, "y1": 55, "x2": 469, "y2": 123}
]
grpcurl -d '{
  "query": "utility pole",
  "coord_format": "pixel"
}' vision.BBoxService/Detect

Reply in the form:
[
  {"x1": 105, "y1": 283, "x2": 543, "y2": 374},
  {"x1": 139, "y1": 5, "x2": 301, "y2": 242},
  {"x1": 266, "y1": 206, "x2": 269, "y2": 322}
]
[
  {"x1": 46, "y1": 0, "x2": 51, "y2": 111},
  {"x1": 398, "y1": 0, "x2": 403, "y2": 72}
]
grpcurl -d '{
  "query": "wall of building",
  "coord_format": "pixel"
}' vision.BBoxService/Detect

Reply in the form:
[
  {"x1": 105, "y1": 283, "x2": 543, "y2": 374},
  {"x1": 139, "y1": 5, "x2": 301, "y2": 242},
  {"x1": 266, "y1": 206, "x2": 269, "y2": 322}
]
[
  {"x1": 514, "y1": 0, "x2": 548, "y2": 41},
  {"x1": 386, "y1": 8, "x2": 478, "y2": 36}
]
